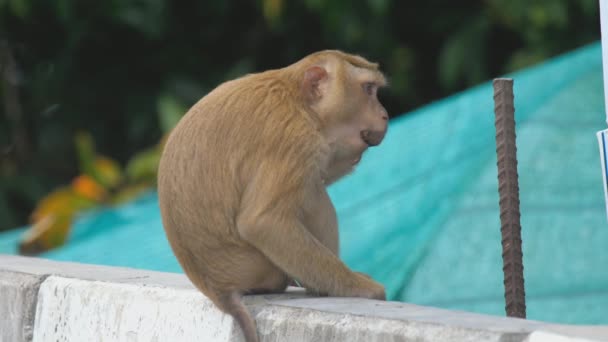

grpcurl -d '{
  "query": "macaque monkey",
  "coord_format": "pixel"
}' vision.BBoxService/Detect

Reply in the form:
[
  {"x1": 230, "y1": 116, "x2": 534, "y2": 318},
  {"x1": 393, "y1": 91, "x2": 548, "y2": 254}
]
[{"x1": 158, "y1": 50, "x2": 389, "y2": 342}]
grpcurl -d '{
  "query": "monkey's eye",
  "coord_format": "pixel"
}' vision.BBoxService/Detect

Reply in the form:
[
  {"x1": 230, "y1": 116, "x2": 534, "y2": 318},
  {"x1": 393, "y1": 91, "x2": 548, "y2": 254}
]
[{"x1": 363, "y1": 82, "x2": 375, "y2": 96}]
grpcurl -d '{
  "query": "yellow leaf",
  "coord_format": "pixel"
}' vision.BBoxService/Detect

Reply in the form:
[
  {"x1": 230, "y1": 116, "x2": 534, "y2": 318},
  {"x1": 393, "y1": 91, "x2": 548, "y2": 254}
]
[
  {"x1": 31, "y1": 188, "x2": 76, "y2": 222},
  {"x1": 19, "y1": 214, "x2": 73, "y2": 255},
  {"x1": 93, "y1": 157, "x2": 123, "y2": 188},
  {"x1": 74, "y1": 132, "x2": 123, "y2": 188},
  {"x1": 71, "y1": 174, "x2": 107, "y2": 201},
  {"x1": 25, "y1": 184, "x2": 99, "y2": 254}
]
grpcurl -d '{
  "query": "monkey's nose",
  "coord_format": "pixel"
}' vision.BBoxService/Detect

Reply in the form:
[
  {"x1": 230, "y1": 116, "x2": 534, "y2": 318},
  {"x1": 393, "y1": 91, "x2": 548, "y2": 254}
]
[{"x1": 361, "y1": 130, "x2": 385, "y2": 146}]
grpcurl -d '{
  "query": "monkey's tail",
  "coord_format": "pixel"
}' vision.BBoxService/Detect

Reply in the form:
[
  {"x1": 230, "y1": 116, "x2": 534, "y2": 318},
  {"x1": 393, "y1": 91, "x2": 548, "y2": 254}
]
[{"x1": 218, "y1": 291, "x2": 259, "y2": 342}]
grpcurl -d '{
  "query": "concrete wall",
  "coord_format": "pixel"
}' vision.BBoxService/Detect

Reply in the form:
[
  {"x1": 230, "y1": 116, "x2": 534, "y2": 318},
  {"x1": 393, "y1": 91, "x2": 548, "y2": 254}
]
[{"x1": 1, "y1": 254, "x2": 607, "y2": 342}]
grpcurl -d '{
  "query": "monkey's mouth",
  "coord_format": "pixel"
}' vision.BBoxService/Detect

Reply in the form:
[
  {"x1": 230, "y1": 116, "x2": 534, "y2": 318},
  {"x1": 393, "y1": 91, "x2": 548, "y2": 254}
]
[
  {"x1": 360, "y1": 130, "x2": 385, "y2": 147},
  {"x1": 352, "y1": 157, "x2": 361, "y2": 165}
]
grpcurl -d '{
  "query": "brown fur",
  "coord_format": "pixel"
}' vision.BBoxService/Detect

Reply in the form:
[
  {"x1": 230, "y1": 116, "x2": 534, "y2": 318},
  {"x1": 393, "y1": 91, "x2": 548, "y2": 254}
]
[{"x1": 158, "y1": 50, "x2": 388, "y2": 342}]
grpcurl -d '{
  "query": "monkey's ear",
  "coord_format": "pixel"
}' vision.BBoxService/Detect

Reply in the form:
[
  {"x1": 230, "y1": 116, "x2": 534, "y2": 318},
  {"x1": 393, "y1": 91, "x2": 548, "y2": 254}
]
[{"x1": 303, "y1": 66, "x2": 328, "y2": 101}]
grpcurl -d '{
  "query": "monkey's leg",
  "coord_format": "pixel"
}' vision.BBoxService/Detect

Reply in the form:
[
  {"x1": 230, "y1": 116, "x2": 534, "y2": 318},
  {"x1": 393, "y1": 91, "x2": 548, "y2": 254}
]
[
  {"x1": 246, "y1": 275, "x2": 289, "y2": 295},
  {"x1": 225, "y1": 251, "x2": 289, "y2": 295},
  {"x1": 238, "y1": 214, "x2": 382, "y2": 299}
]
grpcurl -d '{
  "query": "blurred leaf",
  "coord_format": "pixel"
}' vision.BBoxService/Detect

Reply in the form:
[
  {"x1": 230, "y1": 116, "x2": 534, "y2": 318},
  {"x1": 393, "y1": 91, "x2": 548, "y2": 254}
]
[
  {"x1": 115, "y1": 0, "x2": 165, "y2": 38},
  {"x1": 157, "y1": 94, "x2": 187, "y2": 133},
  {"x1": 125, "y1": 145, "x2": 160, "y2": 183},
  {"x1": 93, "y1": 156, "x2": 123, "y2": 189},
  {"x1": 19, "y1": 214, "x2": 72, "y2": 255},
  {"x1": 53, "y1": 0, "x2": 71, "y2": 21},
  {"x1": 438, "y1": 17, "x2": 489, "y2": 90},
  {"x1": 71, "y1": 174, "x2": 106, "y2": 201},
  {"x1": 387, "y1": 46, "x2": 415, "y2": 96},
  {"x1": 30, "y1": 187, "x2": 95, "y2": 223},
  {"x1": 505, "y1": 49, "x2": 548, "y2": 72},
  {"x1": 74, "y1": 132, "x2": 122, "y2": 188},
  {"x1": 368, "y1": 0, "x2": 390, "y2": 15},
  {"x1": 579, "y1": 0, "x2": 598, "y2": 16},
  {"x1": 262, "y1": 0, "x2": 284, "y2": 26},
  {"x1": 527, "y1": 2, "x2": 567, "y2": 31},
  {"x1": 342, "y1": 15, "x2": 363, "y2": 44},
  {"x1": 303, "y1": 0, "x2": 323, "y2": 11},
  {"x1": 74, "y1": 131, "x2": 98, "y2": 179},
  {"x1": 22, "y1": 186, "x2": 98, "y2": 254},
  {"x1": 7, "y1": 0, "x2": 29, "y2": 18}
]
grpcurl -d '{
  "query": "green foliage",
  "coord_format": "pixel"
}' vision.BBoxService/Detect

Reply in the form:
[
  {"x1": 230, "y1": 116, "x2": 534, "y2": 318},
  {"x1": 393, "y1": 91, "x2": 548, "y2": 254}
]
[
  {"x1": 157, "y1": 94, "x2": 186, "y2": 134},
  {"x1": 125, "y1": 144, "x2": 161, "y2": 184},
  {"x1": 0, "y1": 0, "x2": 600, "y2": 230},
  {"x1": 438, "y1": 16, "x2": 490, "y2": 89},
  {"x1": 74, "y1": 132, "x2": 98, "y2": 185}
]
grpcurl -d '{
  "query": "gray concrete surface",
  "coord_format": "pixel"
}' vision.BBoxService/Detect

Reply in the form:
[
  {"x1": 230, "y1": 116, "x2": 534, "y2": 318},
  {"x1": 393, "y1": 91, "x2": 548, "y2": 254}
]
[
  {"x1": 0, "y1": 254, "x2": 607, "y2": 342},
  {"x1": 0, "y1": 271, "x2": 46, "y2": 342},
  {"x1": 0, "y1": 254, "x2": 191, "y2": 288}
]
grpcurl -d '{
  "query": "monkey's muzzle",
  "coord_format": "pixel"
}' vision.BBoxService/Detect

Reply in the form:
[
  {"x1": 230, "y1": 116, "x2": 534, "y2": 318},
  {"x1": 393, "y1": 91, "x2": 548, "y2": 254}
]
[{"x1": 361, "y1": 129, "x2": 386, "y2": 146}]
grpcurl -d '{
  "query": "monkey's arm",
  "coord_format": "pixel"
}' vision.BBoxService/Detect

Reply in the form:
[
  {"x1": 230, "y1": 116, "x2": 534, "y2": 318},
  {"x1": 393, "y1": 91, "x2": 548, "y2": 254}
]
[{"x1": 236, "y1": 164, "x2": 384, "y2": 299}]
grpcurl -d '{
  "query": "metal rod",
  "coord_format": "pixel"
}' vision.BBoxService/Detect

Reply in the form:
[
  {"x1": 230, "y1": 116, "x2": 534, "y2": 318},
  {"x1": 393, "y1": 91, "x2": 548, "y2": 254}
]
[{"x1": 492, "y1": 78, "x2": 526, "y2": 319}]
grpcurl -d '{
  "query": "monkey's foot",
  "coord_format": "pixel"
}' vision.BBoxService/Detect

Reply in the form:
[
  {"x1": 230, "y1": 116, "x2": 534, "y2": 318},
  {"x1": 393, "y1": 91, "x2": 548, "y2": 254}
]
[{"x1": 305, "y1": 288, "x2": 329, "y2": 297}]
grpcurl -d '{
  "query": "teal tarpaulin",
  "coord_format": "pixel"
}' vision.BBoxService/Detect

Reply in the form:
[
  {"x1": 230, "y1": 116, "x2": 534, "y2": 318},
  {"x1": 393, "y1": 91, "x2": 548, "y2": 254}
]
[{"x1": 1, "y1": 42, "x2": 606, "y2": 324}]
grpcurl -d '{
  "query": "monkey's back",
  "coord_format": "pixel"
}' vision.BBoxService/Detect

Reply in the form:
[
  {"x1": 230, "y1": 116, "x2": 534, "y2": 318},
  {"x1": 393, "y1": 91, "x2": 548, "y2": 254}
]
[{"x1": 157, "y1": 71, "x2": 322, "y2": 292}]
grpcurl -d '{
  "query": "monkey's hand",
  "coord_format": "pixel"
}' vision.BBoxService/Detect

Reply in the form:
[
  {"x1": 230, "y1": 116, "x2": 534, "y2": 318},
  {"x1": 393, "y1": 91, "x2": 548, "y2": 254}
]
[{"x1": 342, "y1": 273, "x2": 386, "y2": 300}]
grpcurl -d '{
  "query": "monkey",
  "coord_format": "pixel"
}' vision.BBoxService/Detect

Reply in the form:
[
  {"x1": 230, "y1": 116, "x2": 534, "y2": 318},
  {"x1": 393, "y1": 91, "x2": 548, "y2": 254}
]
[{"x1": 157, "y1": 50, "x2": 389, "y2": 342}]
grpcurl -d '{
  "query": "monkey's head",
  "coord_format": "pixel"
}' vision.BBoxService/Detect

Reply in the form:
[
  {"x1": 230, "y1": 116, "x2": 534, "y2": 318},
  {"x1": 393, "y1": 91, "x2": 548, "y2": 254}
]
[{"x1": 298, "y1": 51, "x2": 389, "y2": 183}]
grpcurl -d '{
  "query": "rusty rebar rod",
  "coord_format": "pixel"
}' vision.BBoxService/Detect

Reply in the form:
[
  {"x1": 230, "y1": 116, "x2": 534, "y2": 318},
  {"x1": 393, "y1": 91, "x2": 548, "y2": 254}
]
[{"x1": 492, "y1": 78, "x2": 526, "y2": 319}]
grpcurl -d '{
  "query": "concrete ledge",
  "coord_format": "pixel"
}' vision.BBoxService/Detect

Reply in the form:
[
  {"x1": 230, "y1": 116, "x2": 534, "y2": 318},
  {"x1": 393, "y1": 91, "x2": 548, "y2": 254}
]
[
  {"x1": 1, "y1": 255, "x2": 607, "y2": 342},
  {"x1": 0, "y1": 271, "x2": 46, "y2": 341}
]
